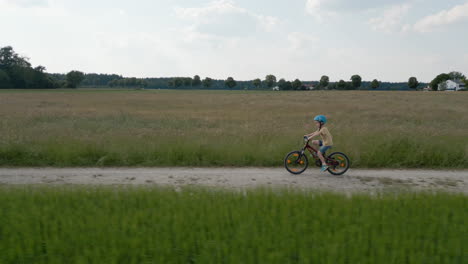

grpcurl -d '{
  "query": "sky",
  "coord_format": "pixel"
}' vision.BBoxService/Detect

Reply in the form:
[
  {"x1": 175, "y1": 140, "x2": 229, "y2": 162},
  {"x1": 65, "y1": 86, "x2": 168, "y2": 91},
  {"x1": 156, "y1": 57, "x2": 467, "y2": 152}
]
[{"x1": 1, "y1": 0, "x2": 467, "y2": 82}]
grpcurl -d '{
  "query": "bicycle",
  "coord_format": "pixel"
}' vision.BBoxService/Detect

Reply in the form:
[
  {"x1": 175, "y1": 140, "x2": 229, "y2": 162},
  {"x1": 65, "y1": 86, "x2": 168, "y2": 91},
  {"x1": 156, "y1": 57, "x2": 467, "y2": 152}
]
[{"x1": 284, "y1": 136, "x2": 350, "y2": 175}]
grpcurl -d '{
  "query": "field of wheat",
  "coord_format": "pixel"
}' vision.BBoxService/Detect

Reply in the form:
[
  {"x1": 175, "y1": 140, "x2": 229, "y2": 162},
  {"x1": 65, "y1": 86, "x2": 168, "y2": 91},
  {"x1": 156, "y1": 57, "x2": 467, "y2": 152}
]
[{"x1": 0, "y1": 89, "x2": 466, "y2": 167}]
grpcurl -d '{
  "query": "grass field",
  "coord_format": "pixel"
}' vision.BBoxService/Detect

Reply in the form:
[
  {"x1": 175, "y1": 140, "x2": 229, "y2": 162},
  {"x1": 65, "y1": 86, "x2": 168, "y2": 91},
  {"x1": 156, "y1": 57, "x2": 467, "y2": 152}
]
[
  {"x1": 0, "y1": 89, "x2": 467, "y2": 168},
  {"x1": 0, "y1": 186, "x2": 465, "y2": 263}
]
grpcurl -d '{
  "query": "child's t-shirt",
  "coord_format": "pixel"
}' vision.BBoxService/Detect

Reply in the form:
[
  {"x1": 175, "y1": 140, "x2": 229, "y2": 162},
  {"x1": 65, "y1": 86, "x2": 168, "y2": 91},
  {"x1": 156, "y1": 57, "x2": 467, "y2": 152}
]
[{"x1": 319, "y1": 127, "x2": 333, "y2": 146}]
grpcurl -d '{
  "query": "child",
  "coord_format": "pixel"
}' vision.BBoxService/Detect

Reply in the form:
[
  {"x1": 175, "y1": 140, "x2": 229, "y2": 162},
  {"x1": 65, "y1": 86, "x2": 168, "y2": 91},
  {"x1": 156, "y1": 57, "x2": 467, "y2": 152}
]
[{"x1": 304, "y1": 115, "x2": 333, "y2": 172}]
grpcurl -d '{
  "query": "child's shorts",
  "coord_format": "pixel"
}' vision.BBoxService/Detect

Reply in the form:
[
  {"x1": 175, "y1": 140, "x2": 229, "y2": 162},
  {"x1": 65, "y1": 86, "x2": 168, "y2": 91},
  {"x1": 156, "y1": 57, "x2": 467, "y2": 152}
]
[{"x1": 318, "y1": 140, "x2": 332, "y2": 154}]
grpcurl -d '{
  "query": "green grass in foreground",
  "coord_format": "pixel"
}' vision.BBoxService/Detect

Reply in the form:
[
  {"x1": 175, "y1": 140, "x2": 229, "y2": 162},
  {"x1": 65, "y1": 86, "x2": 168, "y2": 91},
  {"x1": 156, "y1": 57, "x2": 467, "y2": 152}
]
[{"x1": 0, "y1": 186, "x2": 466, "y2": 263}]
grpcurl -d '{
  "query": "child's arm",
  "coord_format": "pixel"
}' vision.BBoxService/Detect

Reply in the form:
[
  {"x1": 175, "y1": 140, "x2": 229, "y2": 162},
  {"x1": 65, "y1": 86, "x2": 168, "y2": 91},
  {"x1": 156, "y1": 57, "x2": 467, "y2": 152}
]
[{"x1": 304, "y1": 131, "x2": 319, "y2": 140}]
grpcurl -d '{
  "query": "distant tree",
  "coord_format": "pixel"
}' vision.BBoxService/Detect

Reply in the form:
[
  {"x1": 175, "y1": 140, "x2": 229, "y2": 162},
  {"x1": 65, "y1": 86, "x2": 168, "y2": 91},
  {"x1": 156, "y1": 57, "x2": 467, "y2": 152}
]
[
  {"x1": 168, "y1": 78, "x2": 175, "y2": 87},
  {"x1": 0, "y1": 46, "x2": 31, "y2": 69},
  {"x1": 202, "y1": 77, "x2": 213, "y2": 88},
  {"x1": 264, "y1": 74, "x2": 276, "y2": 88},
  {"x1": 175, "y1": 78, "x2": 184, "y2": 87},
  {"x1": 0, "y1": 69, "x2": 11, "y2": 88},
  {"x1": 171, "y1": 78, "x2": 184, "y2": 88},
  {"x1": 327, "y1": 82, "x2": 336, "y2": 90},
  {"x1": 371, "y1": 79, "x2": 380, "y2": 89},
  {"x1": 319, "y1": 75, "x2": 329, "y2": 89},
  {"x1": 252, "y1": 78, "x2": 261, "y2": 89},
  {"x1": 34, "y1": 65, "x2": 46, "y2": 73},
  {"x1": 182, "y1": 77, "x2": 192, "y2": 87},
  {"x1": 408, "y1": 77, "x2": 419, "y2": 89},
  {"x1": 56, "y1": 80, "x2": 67, "y2": 88},
  {"x1": 192, "y1": 75, "x2": 201, "y2": 87},
  {"x1": 350, "y1": 75, "x2": 362, "y2": 89},
  {"x1": 79, "y1": 73, "x2": 122, "y2": 87},
  {"x1": 448, "y1": 71, "x2": 466, "y2": 81},
  {"x1": 337, "y1": 79, "x2": 347, "y2": 90},
  {"x1": 0, "y1": 46, "x2": 60, "y2": 89},
  {"x1": 66, "y1": 71, "x2": 85, "y2": 88},
  {"x1": 7, "y1": 66, "x2": 27, "y2": 88},
  {"x1": 32, "y1": 66, "x2": 57, "y2": 88},
  {"x1": 108, "y1": 77, "x2": 147, "y2": 88},
  {"x1": 284, "y1": 81, "x2": 292, "y2": 90},
  {"x1": 429, "y1": 73, "x2": 450, "y2": 91},
  {"x1": 225, "y1": 77, "x2": 237, "y2": 89},
  {"x1": 109, "y1": 79, "x2": 118, "y2": 87},
  {"x1": 169, "y1": 78, "x2": 177, "y2": 88},
  {"x1": 292, "y1": 79, "x2": 302, "y2": 90},
  {"x1": 438, "y1": 81, "x2": 447, "y2": 91},
  {"x1": 130, "y1": 78, "x2": 137, "y2": 87},
  {"x1": 277, "y1": 78, "x2": 286, "y2": 90}
]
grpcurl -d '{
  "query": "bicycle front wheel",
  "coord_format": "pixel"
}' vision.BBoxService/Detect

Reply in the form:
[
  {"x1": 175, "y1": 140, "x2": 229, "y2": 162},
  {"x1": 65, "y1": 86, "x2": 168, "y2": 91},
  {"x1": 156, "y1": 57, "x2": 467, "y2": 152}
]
[{"x1": 284, "y1": 151, "x2": 308, "y2": 175}]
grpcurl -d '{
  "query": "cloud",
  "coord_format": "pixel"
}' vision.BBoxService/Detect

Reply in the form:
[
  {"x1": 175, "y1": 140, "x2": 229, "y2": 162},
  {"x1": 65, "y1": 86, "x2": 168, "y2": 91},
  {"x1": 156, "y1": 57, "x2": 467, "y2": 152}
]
[
  {"x1": 175, "y1": 0, "x2": 279, "y2": 37},
  {"x1": 256, "y1": 15, "x2": 279, "y2": 32},
  {"x1": 413, "y1": 2, "x2": 468, "y2": 32},
  {"x1": 89, "y1": 31, "x2": 189, "y2": 77},
  {"x1": 305, "y1": 0, "x2": 408, "y2": 17},
  {"x1": 288, "y1": 32, "x2": 317, "y2": 52},
  {"x1": 175, "y1": 0, "x2": 244, "y2": 20},
  {"x1": 0, "y1": 0, "x2": 66, "y2": 17},
  {"x1": 0, "y1": 0, "x2": 48, "y2": 8},
  {"x1": 305, "y1": 0, "x2": 336, "y2": 21},
  {"x1": 368, "y1": 3, "x2": 411, "y2": 33},
  {"x1": 305, "y1": 0, "x2": 321, "y2": 14}
]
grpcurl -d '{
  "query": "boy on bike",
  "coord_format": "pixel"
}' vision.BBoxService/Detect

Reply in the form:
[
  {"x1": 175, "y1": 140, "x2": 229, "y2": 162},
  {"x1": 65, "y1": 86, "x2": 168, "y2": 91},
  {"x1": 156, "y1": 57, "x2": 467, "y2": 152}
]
[{"x1": 304, "y1": 115, "x2": 333, "y2": 172}]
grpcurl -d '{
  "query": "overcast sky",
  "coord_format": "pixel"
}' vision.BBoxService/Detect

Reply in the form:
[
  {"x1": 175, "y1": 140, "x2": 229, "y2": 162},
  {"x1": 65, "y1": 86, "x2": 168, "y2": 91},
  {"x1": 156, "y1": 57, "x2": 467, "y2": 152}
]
[{"x1": 1, "y1": 0, "x2": 467, "y2": 82}]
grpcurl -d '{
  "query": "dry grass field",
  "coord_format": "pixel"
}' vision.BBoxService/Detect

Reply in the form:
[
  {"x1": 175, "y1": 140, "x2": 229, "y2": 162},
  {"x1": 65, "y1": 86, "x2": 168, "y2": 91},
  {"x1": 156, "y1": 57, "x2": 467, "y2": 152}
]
[{"x1": 0, "y1": 89, "x2": 466, "y2": 167}]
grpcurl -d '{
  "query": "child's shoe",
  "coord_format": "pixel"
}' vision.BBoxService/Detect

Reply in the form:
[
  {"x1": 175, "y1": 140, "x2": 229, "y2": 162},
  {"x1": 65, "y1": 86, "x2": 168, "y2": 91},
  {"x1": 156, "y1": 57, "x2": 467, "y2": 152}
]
[{"x1": 320, "y1": 165, "x2": 329, "y2": 172}]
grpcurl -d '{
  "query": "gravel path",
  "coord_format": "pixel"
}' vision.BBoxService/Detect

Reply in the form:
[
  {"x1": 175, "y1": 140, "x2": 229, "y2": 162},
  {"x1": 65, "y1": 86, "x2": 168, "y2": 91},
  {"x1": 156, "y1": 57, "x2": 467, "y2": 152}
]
[{"x1": 0, "y1": 168, "x2": 466, "y2": 193}]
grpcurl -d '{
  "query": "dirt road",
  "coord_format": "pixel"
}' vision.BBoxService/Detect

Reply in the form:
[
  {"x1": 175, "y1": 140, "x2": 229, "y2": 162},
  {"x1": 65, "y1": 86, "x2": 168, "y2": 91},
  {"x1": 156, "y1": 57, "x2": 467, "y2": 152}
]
[{"x1": 0, "y1": 167, "x2": 466, "y2": 193}]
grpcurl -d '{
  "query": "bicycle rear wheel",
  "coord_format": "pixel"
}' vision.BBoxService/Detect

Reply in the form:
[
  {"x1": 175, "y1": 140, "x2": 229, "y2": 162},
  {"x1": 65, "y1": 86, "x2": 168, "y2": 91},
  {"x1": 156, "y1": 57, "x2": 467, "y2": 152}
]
[
  {"x1": 284, "y1": 151, "x2": 308, "y2": 175},
  {"x1": 326, "y1": 152, "x2": 350, "y2": 175}
]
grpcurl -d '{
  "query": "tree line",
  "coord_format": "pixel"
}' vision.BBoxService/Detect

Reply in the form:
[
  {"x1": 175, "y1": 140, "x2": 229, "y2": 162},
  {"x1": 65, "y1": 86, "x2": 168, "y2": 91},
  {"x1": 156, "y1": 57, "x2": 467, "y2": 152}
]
[
  {"x1": 1, "y1": 45, "x2": 466, "y2": 91},
  {"x1": 0, "y1": 46, "x2": 57, "y2": 89},
  {"x1": 0, "y1": 46, "x2": 87, "y2": 88},
  {"x1": 165, "y1": 74, "x2": 429, "y2": 91}
]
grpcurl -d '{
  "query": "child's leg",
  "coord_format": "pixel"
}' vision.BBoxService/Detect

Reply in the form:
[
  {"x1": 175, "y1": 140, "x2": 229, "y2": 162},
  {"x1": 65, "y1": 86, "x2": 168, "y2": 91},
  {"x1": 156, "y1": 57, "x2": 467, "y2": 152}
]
[
  {"x1": 318, "y1": 146, "x2": 330, "y2": 172},
  {"x1": 311, "y1": 140, "x2": 320, "y2": 157},
  {"x1": 318, "y1": 146, "x2": 332, "y2": 165},
  {"x1": 317, "y1": 150, "x2": 326, "y2": 164}
]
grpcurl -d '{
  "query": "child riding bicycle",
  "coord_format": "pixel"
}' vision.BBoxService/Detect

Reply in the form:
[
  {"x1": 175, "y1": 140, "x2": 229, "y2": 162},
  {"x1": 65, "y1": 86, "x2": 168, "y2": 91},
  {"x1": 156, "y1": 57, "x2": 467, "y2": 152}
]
[{"x1": 304, "y1": 115, "x2": 333, "y2": 172}]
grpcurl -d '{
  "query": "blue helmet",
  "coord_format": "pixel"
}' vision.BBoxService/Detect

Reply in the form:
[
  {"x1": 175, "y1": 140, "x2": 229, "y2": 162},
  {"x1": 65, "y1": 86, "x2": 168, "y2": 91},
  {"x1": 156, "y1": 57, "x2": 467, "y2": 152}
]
[{"x1": 314, "y1": 115, "x2": 327, "y2": 124}]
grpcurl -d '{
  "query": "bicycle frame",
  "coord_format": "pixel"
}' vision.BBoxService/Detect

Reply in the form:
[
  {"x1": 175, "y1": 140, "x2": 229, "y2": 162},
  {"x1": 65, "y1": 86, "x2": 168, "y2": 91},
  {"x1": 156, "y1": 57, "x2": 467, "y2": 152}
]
[{"x1": 300, "y1": 140, "x2": 338, "y2": 166}]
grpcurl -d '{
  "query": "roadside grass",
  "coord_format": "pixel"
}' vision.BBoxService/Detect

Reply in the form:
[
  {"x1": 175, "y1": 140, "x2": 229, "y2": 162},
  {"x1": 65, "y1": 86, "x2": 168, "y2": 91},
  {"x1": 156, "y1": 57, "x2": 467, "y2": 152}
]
[
  {"x1": 0, "y1": 89, "x2": 466, "y2": 168},
  {"x1": 0, "y1": 186, "x2": 465, "y2": 264}
]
